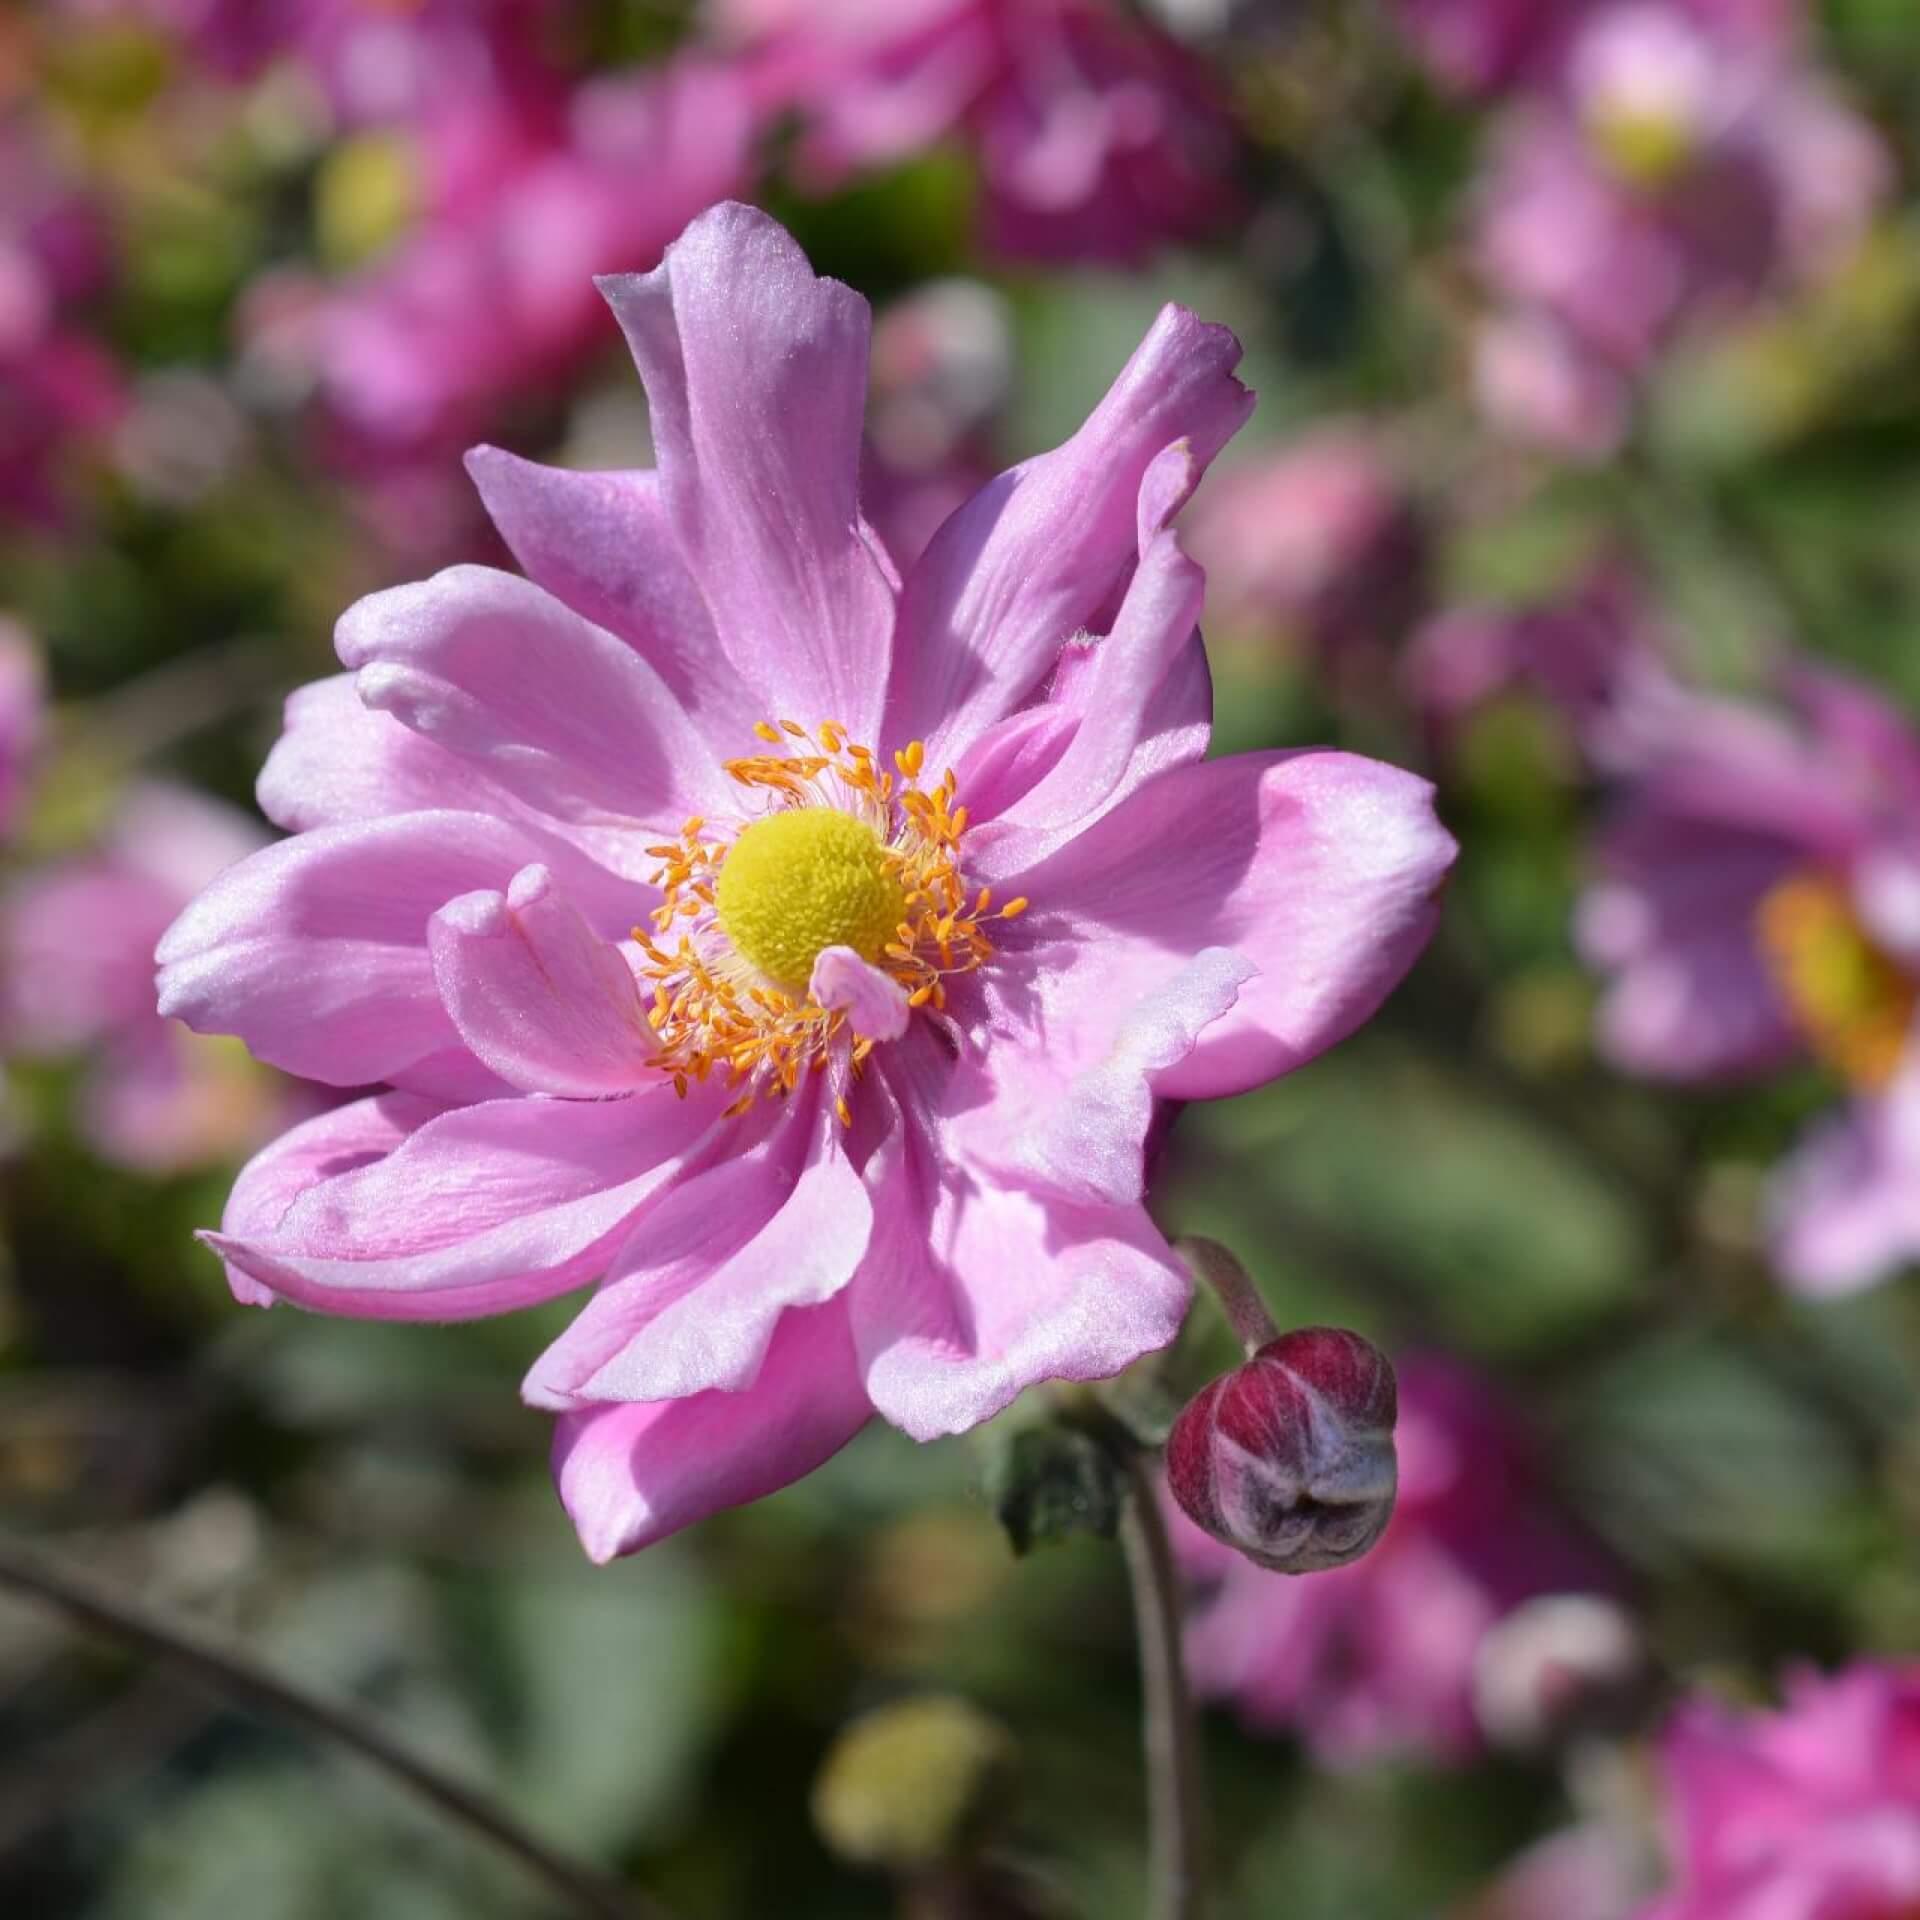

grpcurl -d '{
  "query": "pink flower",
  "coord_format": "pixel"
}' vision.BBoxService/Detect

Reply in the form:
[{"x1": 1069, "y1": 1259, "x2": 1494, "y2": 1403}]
[
  {"x1": 1181, "y1": 429, "x2": 1429, "y2": 674},
  {"x1": 1574, "y1": 665, "x2": 1920, "y2": 1293},
  {"x1": 1171, "y1": 1356, "x2": 1609, "y2": 1766},
  {"x1": 1471, "y1": 1824, "x2": 1647, "y2": 1920},
  {"x1": 1641, "y1": 1665, "x2": 1920, "y2": 1920},
  {"x1": 0, "y1": 118, "x2": 124, "y2": 528},
  {"x1": 0, "y1": 621, "x2": 45, "y2": 846},
  {"x1": 1404, "y1": 558, "x2": 1669, "y2": 751},
  {"x1": 159, "y1": 204, "x2": 1455, "y2": 1560},
  {"x1": 4, "y1": 783, "x2": 292, "y2": 1173},
  {"x1": 1469, "y1": 4, "x2": 1886, "y2": 451},
  {"x1": 710, "y1": 0, "x2": 1240, "y2": 264},
  {"x1": 1392, "y1": 0, "x2": 1796, "y2": 100},
  {"x1": 254, "y1": 59, "x2": 751, "y2": 465}
]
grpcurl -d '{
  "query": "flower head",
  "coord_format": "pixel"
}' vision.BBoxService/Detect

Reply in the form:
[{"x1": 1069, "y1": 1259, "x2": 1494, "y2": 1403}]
[
  {"x1": 159, "y1": 204, "x2": 1454, "y2": 1560},
  {"x1": 1574, "y1": 663, "x2": 1920, "y2": 1293},
  {"x1": 711, "y1": 0, "x2": 1240, "y2": 265}
]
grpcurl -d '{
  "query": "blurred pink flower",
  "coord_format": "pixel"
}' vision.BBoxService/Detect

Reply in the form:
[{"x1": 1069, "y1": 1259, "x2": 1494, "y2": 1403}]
[
  {"x1": 1405, "y1": 558, "x2": 1669, "y2": 749},
  {"x1": 0, "y1": 118, "x2": 124, "y2": 528},
  {"x1": 1468, "y1": 1824, "x2": 1646, "y2": 1920},
  {"x1": 0, "y1": 621, "x2": 45, "y2": 845},
  {"x1": 1171, "y1": 1356, "x2": 1609, "y2": 1766},
  {"x1": 1392, "y1": 0, "x2": 1797, "y2": 99},
  {"x1": 1641, "y1": 1665, "x2": 1920, "y2": 1920},
  {"x1": 1181, "y1": 429, "x2": 1429, "y2": 674},
  {"x1": 159, "y1": 204, "x2": 1454, "y2": 1560},
  {"x1": 1575, "y1": 665, "x2": 1920, "y2": 1293},
  {"x1": 1470, "y1": 4, "x2": 1886, "y2": 452},
  {"x1": 253, "y1": 59, "x2": 752, "y2": 466},
  {"x1": 711, "y1": 0, "x2": 1240, "y2": 263},
  {"x1": 3, "y1": 783, "x2": 292, "y2": 1173}
]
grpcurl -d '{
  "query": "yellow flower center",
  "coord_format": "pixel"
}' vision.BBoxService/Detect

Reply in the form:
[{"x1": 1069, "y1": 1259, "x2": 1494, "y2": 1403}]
[
  {"x1": 1589, "y1": 105, "x2": 1696, "y2": 191},
  {"x1": 633, "y1": 720, "x2": 1029, "y2": 1123},
  {"x1": 1756, "y1": 871, "x2": 1917, "y2": 1091},
  {"x1": 715, "y1": 806, "x2": 907, "y2": 993}
]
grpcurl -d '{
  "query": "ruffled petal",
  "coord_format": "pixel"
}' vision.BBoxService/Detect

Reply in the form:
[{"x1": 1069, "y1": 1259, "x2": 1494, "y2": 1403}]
[
  {"x1": 551, "y1": 1297, "x2": 871, "y2": 1562},
  {"x1": 966, "y1": 443, "x2": 1209, "y2": 876},
  {"x1": 889, "y1": 303, "x2": 1251, "y2": 757},
  {"x1": 337, "y1": 564, "x2": 730, "y2": 830},
  {"x1": 206, "y1": 1086, "x2": 724, "y2": 1320},
  {"x1": 463, "y1": 448, "x2": 763, "y2": 753},
  {"x1": 216, "y1": 1092, "x2": 446, "y2": 1305},
  {"x1": 256, "y1": 674, "x2": 508, "y2": 834},
  {"x1": 558, "y1": 1090, "x2": 871, "y2": 1401},
  {"x1": 998, "y1": 749, "x2": 1456, "y2": 1103},
  {"x1": 810, "y1": 945, "x2": 911, "y2": 1041},
  {"x1": 428, "y1": 865, "x2": 655, "y2": 1097},
  {"x1": 848, "y1": 1072, "x2": 1191, "y2": 1441},
  {"x1": 155, "y1": 811, "x2": 581, "y2": 1096},
  {"x1": 598, "y1": 202, "x2": 897, "y2": 743}
]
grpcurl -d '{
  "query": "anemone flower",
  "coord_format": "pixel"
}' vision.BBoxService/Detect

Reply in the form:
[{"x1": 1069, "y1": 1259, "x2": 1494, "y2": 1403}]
[{"x1": 159, "y1": 204, "x2": 1454, "y2": 1560}]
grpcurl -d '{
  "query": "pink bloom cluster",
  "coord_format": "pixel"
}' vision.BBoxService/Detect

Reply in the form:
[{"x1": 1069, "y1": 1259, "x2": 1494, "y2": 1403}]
[
  {"x1": 1578, "y1": 664, "x2": 1920, "y2": 1295},
  {"x1": 711, "y1": 0, "x2": 1241, "y2": 263},
  {"x1": 159, "y1": 204, "x2": 1454, "y2": 1560},
  {"x1": 1642, "y1": 1664, "x2": 1920, "y2": 1920},
  {"x1": 237, "y1": 14, "x2": 750, "y2": 493},
  {"x1": 0, "y1": 116, "x2": 124, "y2": 529},
  {"x1": 1465, "y1": 3, "x2": 1886, "y2": 456},
  {"x1": 5, "y1": 783, "x2": 294, "y2": 1173},
  {"x1": 1170, "y1": 1356, "x2": 1607, "y2": 1765}
]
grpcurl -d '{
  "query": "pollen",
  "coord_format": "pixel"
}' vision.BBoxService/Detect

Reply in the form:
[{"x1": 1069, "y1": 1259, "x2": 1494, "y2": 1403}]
[
  {"x1": 632, "y1": 719, "x2": 1019, "y2": 1119},
  {"x1": 715, "y1": 807, "x2": 907, "y2": 993},
  {"x1": 1756, "y1": 870, "x2": 1917, "y2": 1091}
]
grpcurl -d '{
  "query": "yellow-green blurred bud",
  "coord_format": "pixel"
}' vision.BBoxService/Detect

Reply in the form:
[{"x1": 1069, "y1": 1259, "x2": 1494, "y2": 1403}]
[
  {"x1": 811, "y1": 1696, "x2": 1015, "y2": 1873},
  {"x1": 314, "y1": 132, "x2": 419, "y2": 269}
]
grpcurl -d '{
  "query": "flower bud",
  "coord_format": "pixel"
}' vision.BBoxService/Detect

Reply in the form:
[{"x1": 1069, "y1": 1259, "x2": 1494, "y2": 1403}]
[{"x1": 1165, "y1": 1326, "x2": 1397, "y2": 1574}]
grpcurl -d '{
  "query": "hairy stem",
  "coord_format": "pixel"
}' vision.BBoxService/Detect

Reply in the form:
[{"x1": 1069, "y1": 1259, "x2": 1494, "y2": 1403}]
[
  {"x1": 1118, "y1": 1452, "x2": 1209, "y2": 1920},
  {"x1": 0, "y1": 1532, "x2": 678, "y2": 1920},
  {"x1": 1176, "y1": 1235, "x2": 1280, "y2": 1356}
]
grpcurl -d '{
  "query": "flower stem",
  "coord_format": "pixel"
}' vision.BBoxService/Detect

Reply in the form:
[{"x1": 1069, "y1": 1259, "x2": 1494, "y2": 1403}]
[
  {"x1": 1117, "y1": 1450, "x2": 1209, "y2": 1920},
  {"x1": 1176, "y1": 1235, "x2": 1280, "y2": 1357},
  {"x1": 0, "y1": 1531, "x2": 679, "y2": 1920}
]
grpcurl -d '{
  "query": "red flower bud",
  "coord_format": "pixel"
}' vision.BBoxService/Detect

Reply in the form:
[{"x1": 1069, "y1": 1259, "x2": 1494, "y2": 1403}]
[{"x1": 1165, "y1": 1326, "x2": 1397, "y2": 1574}]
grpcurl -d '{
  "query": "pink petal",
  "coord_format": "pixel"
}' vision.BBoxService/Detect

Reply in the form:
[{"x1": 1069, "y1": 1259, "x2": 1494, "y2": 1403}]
[
  {"x1": 598, "y1": 202, "x2": 898, "y2": 743},
  {"x1": 968, "y1": 946, "x2": 1254, "y2": 1208},
  {"x1": 337, "y1": 564, "x2": 729, "y2": 830},
  {"x1": 968, "y1": 446, "x2": 1208, "y2": 873},
  {"x1": 217, "y1": 1092, "x2": 445, "y2": 1305},
  {"x1": 889, "y1": 302, "x2": 1251, "y2": 758},
  {"x1": 810, "y1": 945, "x2": 911, "y2": 1041},
  {"x1": 1002, "y1": 749, "x2": 1456, "y2": 1102},
  {"x1": 155, "y1": 811, "x2": 603, "y2": 1096},
  {"x1": 569, "y1": 1091, "x2": 872, "y2": 1400},
  {"x1": 522, "y1": 1147, "x2": 792, "y2": 1409},
  {"x1": 206, "y1": 1087, "x2": 724, "y2": 1320},
  {"x1": 257, "y1": 674, "x2": 509, "y2": 833},
  {"x1": 849, "y1": 1071, "x2": 1191, "y2": 1441},
  {"x1": 463, "y1": 448, "x2": 763, "y2": 754},
  {"x1": 428, "y1": 866, "x2": 655, "y2": 1098},
  {"x1": 551, "y1": 1297, "x2": 871, "y2": 1562}
]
